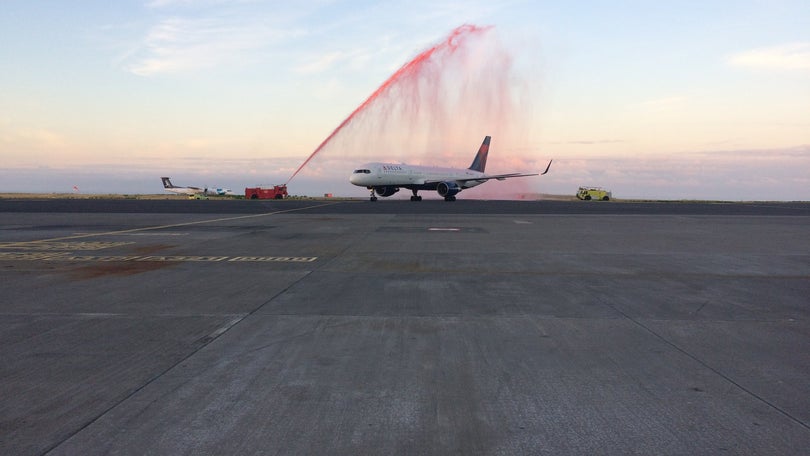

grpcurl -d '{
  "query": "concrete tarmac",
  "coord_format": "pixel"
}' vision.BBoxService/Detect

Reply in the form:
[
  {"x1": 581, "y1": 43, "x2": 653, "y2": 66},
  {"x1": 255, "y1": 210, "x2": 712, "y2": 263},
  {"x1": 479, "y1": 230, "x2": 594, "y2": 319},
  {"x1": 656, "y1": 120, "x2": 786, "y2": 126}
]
[{"x1": 1, "y1": 199, "x2": 809, "y2": 455}]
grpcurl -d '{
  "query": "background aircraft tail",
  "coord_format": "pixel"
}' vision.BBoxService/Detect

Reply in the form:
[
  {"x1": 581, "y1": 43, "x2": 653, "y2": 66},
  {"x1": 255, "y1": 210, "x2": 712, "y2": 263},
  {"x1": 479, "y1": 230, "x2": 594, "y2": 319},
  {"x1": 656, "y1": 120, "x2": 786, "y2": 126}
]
[
  {"x1": 468, "y1": 136, "x2": 490, "y2": 172},
  {"x1": 161, "y1": 177, "x2": 175, "y2": 189}
]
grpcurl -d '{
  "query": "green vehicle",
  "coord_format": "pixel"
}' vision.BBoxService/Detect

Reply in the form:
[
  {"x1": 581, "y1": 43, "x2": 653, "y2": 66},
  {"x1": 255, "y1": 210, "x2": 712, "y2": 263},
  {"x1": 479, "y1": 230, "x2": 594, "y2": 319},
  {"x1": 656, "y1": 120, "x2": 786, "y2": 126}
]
[{"x1": 576, "y1": 186, "x2": 611, "y2": 201}]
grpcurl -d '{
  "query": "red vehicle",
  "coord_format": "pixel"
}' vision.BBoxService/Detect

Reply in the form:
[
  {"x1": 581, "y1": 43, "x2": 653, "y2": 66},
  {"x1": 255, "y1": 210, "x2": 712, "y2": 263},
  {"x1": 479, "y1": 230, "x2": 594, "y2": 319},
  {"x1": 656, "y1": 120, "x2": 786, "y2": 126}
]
[{"x1": 245, "y1": 185, "x2": 288, "y2": 199}]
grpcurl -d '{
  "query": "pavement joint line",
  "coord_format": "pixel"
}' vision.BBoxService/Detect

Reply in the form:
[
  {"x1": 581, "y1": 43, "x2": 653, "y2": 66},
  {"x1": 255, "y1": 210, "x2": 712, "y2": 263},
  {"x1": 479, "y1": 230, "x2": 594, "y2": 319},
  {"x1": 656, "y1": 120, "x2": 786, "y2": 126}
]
[
  {"x1": 44, "y1": 272, "x2": 319, "y2": 454},
  {"x1": 199, "y1": 315, "x2": 247, "y2": 343},
  {"x1": 7, "y1": 201, "x2": 346, "y2": 245},
  {"x1": 602, "y1": 300, "x2": 810, "y2": 431},
  {"x1": 306, "y1": 213, "x2": 393, "y2": 274}
]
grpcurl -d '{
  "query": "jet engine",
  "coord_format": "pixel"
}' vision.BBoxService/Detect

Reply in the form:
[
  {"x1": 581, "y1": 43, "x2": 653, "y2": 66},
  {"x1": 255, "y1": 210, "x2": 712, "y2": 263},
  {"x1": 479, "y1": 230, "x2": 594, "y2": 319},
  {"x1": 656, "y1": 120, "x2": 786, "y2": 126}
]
[
  {"x1": 374, "y1": 186, "x2": 399, "y2": 197},
  {"x1": 436, "y1": 181, "x2": 461, "y2": 197}
]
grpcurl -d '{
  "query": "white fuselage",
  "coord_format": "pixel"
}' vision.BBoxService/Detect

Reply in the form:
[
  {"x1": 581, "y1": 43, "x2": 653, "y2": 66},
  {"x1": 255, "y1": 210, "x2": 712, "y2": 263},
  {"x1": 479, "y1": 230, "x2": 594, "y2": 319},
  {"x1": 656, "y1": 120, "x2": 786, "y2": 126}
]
[
  {"x1": 205, "y1": 188, "x2": 234, "y2": 196},
  {"x1": 164, "y1": 187, "x2": 234, "y2": 197},
  {"x1": 350, "y1": 163, "x2": 487, "y2": 189},
  {"x1": 164, "y1": 187, "x2": 200, "y2": 196}
]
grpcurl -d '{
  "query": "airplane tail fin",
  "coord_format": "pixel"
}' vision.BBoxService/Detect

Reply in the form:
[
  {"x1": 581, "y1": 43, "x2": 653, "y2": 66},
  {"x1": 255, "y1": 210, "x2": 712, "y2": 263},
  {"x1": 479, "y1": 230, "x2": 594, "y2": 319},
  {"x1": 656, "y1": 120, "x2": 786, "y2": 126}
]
[
  {"x1": 161, "y1": 177, "x2": 175, "y2": 189},
  {"x1": 468, "y1": 136, "x2": 490, "y2": 172}
]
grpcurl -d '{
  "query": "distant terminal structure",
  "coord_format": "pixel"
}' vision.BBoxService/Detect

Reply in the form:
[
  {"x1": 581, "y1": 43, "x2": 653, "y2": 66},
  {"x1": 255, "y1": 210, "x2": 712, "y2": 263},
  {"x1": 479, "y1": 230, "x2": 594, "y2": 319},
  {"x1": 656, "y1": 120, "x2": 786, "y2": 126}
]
[
  {"x1": 245, "y1": 185, "x2": 288, "y2": 199},
  {"x1": 576, "y1": 186, "x2": 612, "y2": 201}
]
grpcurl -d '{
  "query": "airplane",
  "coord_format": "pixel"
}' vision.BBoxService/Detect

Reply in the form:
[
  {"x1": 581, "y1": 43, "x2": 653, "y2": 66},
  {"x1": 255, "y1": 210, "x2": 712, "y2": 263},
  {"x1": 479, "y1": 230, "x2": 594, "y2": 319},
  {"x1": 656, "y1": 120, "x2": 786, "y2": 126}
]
[
  {"x1": 160, "y1": 177, "x2": 234, "y2": 198},
  {"x1": 349, "y1": 136, "x2": 551, "y2": 201}
]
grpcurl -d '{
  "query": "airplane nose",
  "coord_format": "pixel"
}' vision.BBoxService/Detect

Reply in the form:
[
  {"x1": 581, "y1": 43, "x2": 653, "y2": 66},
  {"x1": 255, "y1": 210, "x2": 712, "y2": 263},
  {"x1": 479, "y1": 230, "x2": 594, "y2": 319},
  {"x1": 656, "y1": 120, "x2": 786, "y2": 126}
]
[{"x1": 350, "y1": 168, "x2": 373, "y2": 186}]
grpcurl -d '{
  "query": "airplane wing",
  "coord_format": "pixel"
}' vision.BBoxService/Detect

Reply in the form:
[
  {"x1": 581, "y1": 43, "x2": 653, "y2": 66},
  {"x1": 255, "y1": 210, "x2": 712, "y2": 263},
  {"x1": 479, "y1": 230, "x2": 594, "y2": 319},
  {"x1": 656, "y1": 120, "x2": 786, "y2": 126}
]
[
  {"x1": 431, "y1": 160, "x2": 552, "y2": 184},
  {"x1": 448, "y1": 173, "x2": 535, "y2": 184}
]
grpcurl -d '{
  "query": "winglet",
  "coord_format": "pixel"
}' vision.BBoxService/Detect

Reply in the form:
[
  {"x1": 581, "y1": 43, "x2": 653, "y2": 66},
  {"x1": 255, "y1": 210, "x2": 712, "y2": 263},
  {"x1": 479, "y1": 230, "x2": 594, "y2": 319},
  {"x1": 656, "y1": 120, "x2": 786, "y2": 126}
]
[
  {"x1": 468, "y1": 136, "x2": 491, "y2": 172},
  {"x1": 540, "y1": 160, "x2": 552, "y2": 175}
]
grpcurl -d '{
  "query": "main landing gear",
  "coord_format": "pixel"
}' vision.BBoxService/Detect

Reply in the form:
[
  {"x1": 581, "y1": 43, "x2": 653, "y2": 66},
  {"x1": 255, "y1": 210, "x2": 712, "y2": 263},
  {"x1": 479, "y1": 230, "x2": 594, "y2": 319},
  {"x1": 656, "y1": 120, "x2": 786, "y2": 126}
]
[
  {"x1": 410, "y1": 189, "x2": 422, "y2": 201},
  {"x1": 444, "y1": 196, "x2": 456, "y2": 201}
]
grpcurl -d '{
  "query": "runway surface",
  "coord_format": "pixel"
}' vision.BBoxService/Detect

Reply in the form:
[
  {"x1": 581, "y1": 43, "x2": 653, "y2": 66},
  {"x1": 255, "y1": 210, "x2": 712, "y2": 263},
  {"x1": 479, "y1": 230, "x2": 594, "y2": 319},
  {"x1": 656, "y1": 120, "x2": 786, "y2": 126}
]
[{"x1": 2, "y1": 199, "x2": 809, "y2": 455}]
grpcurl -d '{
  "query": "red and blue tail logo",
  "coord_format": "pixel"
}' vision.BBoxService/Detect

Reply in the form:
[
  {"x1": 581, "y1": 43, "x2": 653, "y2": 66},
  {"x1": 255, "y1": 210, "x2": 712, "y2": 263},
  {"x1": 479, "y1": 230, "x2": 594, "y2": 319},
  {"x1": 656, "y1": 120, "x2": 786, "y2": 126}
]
[{"x1": 468, "y1": 136, "x2": 490, "y2": 172}]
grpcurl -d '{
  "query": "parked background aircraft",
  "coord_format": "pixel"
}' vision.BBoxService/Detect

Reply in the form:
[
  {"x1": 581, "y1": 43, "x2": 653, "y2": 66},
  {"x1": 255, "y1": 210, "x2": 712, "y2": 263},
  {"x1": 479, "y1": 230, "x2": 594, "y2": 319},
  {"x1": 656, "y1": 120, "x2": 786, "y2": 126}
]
[
  {"x1": 349, "y1": 136, "x2": 551, "y2": 201},
  {"x1": 160, "y1": 177, "x2": 234, "y2": 198}
]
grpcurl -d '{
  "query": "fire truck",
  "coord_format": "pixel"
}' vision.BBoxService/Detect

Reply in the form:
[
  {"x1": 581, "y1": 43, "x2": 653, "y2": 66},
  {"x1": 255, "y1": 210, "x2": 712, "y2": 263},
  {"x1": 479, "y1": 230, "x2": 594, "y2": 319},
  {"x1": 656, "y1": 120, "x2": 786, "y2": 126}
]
[
  {"x1": 245, "y1": 185, "x2": 288, "y2": 199},
  {"x1": 576, "y1": 186, "x2": 611, "y2": 201}
]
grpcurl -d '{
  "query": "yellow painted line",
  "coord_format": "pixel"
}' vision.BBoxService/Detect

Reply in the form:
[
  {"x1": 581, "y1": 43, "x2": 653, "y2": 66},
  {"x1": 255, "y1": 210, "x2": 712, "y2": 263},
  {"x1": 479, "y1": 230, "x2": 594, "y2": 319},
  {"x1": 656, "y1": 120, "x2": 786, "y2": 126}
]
[
  {"x1": 0, "y1": 252, "x2": 68, "y2": 261},
  {"x1": 72, "y1": 232, "x2": 190, "y2": 236},
  {"x1": 51, "y1": 254, "x2": 142, "y2": 262},
  {"x1": 0, "y1": 252, "x2": 317, "y2": 263},
  {"x1": 136, "y1": 255, "x2": 229, "y2": 262},
  {"x1": 6, "y1": 201, "x2": 345, "y2": 245},
  {"x1": 227, "y1": 256, "x2": 317, "y2": 262},
  {"x1": 0, "y1": 241, "x2": 134, "y2": 251}
]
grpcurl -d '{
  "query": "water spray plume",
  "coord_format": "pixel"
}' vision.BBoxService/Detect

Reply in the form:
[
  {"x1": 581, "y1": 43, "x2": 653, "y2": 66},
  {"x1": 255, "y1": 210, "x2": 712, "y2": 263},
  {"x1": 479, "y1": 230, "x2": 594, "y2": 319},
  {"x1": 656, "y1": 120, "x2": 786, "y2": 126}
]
[{"x1": 286, "y1": 24, "x2": 493, "y2": 184}]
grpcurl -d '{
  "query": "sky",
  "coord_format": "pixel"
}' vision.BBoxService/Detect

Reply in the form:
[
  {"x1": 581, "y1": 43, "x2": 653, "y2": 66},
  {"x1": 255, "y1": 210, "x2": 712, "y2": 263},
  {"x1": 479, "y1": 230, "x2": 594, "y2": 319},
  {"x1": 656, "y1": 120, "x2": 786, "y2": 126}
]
[{"x1": 1, "y1": 0, "x2": 809, "y2": 200}]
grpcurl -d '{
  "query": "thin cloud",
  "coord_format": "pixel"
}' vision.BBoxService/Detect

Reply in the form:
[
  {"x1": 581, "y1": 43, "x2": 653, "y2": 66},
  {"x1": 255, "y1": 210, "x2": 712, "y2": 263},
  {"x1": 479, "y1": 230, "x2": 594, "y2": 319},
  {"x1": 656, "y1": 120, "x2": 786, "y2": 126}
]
[
  {"x1": 545, "y1": 139, "x2": 626, "y2": 145},
  {"x1": 728, "y1": 42, "x2": 810, "y2": 71},
  {"x1": 635, "y1": 96, "x2": 686, "y2": 111},
  {"x1": 294, "y1": 51, "x2": 346, "y2": 75},
  {"x1": 293, "y1": 46, "x2": 381, "y2": 75},
  {"x1": 1, "y1": 127, "x2": 70, "y2": 150},
  {"x1": 539, "y1": 145, "x2": 810, "y2": 200},
  {"x1": 125, "y1": 15, "x2": 305, "y2": 76},
  {"x1": 147, "y1": 0, "x2": 194, "y2": 7},
  {"x1": 146, "y1": 0, "x2": 245, "y2": 8},
  {"x1": 125, "y1": 1, "x2": 496, "y2": 77}
]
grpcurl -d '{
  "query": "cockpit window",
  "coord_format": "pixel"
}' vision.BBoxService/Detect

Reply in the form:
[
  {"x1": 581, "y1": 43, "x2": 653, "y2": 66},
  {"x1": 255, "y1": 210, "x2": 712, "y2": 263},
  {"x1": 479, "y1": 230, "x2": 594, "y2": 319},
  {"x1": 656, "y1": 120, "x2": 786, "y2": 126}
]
[{"x1": 353, "y1": 169, "x2": 371, "y2": 174}]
